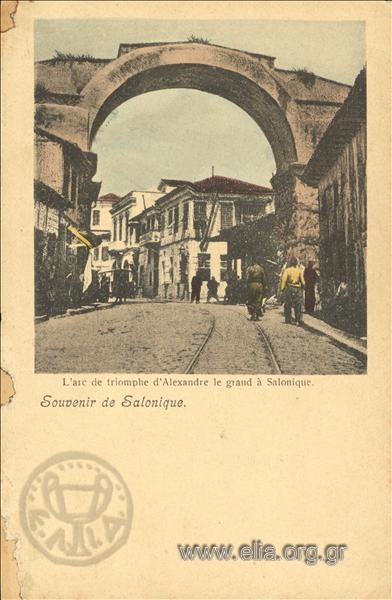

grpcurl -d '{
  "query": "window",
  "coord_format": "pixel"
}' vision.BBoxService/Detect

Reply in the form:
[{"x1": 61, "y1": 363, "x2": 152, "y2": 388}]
[
  {"x1": 102, "y1": 246, "x2": 109, "y2": 261},
  {"x1": 194, "y1": 202, "x2": 207, "y2": 240},
  {"x1": 161, "y1": 212, "x2": 165, "y2": 231},
  {"x1": 169, "y1": 257, "x2": 174, "y2": 283},
  {"x1": 92, "y1": 210, "x2": 100, "y2": 226},
  {"x1": 47, "y1": 232, "x2": 57, "y2": 257},
  {"x1": 119, "y1": 216, "x2": 123, "y2": 240},
  {"x1": 168, "y1": 208, "x2": 173, "y2": 225},
  {"x1": 242, "y1": 203, "x2": 260, "y2": 223},
  {"x1": 63, "y1": 159, "x2": 70, "y2": 198},
  {"x1": 197, "y1": 253, "x2": 211, "y2": 281},
  {"x1": 113, "y1": 218, "x2": 117, "y2": 241},
  {"x1": 93, "y1": 247, "x2": 100, "y2": 261},
  {"x1": 125, "y1": 212, "x2": 129, "y2": 242},
  {"x1": 220, "y1": 203, "x2": 234, "y2": 229},
  {"x1": 70, "y1": 170, "x2": 78, "y2": 205},
  {"x1": 179, "y1": 251, "x2": 188, "y2": 283},
  {"x1": 326, "y1": 186, "x2": 335, "y2": 236},
  {"x1": 333, "y1": 181, "x2": 340, "y2": 231},
  {"x1": 220, "y1": 255, "x2": 228, "y2": 281},
  {"x1": 173, "y1": 206, "x2": 179, "y2": 234},
  {"x1": 183, "y1": 202, "x2": 189, "y2": 231}
]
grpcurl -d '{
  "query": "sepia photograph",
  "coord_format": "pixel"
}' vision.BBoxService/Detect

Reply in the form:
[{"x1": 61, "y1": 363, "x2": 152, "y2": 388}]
[
  {"x1": 2, "y1": 4, "x2": 390, "y2": 600},
  {"x1": 34, "y1": 19, "x2": 367, "y2": 374}
]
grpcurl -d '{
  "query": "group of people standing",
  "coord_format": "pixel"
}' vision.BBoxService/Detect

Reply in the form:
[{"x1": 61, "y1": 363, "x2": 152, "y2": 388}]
[
  {"x1": 190, "y1": 273, "x2": 220, "y2": 303},
  {"x1": 245, "y1": 256, "x2": 319, "y2": 324},
  {"x1": 190, "y1": 272, "x2": 247, "y2": 305},
  {"x1": 188, "y1": 255, "x2": 319, "y2": 327}
]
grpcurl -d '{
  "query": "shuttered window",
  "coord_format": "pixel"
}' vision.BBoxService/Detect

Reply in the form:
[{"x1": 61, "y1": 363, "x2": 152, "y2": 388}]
[
  {"x1": 183, "y1": 202, "x2": 189, "y2": 230},
  {"x1": 173, "y1": 206, "x2": 179, "y2": 233},
  {"x1": 92, "y1": 210, "x2": 100, "y2": 226},
  {"x1": 220, "y1": 203, "x2": 234, "y2": 229}
]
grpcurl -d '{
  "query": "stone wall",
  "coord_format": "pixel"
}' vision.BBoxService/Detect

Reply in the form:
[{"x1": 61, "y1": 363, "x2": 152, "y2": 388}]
[
  {"x1": 35, "y1": 137, "x2": 65, "y2": 193},
  {"x1": 318, "y1": 122, "x2": 366, "y2": 334},
  {"x1": 272, "y1": 166, "x2": 319, "y2": 265}
]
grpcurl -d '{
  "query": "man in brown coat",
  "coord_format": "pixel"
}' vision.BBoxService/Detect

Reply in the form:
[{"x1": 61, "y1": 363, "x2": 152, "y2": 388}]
[{"x1": 246, "y1": 259, "x2": 266, "y2": 321}]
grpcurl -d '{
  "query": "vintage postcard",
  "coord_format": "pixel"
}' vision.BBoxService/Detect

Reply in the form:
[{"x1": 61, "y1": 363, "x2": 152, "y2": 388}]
[{"x1": 1, "y1": 1, "x2": 391, "y2": 598}]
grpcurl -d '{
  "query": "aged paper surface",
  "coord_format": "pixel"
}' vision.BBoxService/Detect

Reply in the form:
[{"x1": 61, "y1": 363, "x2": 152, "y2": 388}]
[{"x1": 1, "y1": 1, "x2": 391, "y2": 598}]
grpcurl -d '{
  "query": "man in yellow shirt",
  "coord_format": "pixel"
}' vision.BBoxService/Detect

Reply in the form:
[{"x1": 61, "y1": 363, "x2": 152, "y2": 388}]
[{"x1": 280, "y1": 257, "x2": 305, "y2": 325}]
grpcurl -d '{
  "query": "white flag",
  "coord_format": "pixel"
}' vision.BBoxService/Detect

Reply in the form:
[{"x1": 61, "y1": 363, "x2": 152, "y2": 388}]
[{"x1": 82, "y1": 251, "x2": 93, "y2": 293}]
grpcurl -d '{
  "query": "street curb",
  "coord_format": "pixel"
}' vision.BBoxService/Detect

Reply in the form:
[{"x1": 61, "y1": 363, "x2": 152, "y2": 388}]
[
  {"x1": 95, "y1": 303, "x2": 114, "y2": 311},
  {"x1": 37, "y1": 303, "x2": 115, "y2": 323},
  {"x1": 67, "y1": 306, "x2": 96, "y2": 316},
  {"x1": 34, "y1": 315, "x2": 49, "y2": 324},
  {"x1": 301, "y1": 317, "x2": 367, "y2": 360},
  {"x1": 267, "y1": 306, "x2": 367, "y2": 360},
  {"x1": 64, "y1": 303, "x2": 115, "y2": 316}
]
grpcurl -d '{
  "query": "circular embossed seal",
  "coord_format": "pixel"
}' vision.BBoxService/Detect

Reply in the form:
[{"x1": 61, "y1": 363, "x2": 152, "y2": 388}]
[{"x1": 20, "y1": 452, "x2": 133, "y2": 566}]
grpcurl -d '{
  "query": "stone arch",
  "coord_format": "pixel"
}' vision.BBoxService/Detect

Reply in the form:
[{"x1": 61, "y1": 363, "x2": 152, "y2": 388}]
[
  {"x1": 35, "y1": 42, "x2": 351, "y2": 260},
  {"x1": 80, "y1": 43, "x2": 302, "y2": 172}
]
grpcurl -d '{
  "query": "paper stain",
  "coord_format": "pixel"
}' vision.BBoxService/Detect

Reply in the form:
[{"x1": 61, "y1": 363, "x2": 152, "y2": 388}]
[
  {"x1": 1, "y1": 0, "x2": 33, "y2": 34},
  {"x1": 1, "y1": 368, "x2": 21, "y2": 598},
  {"x1": 1, "y1": 0, "x2": 19, "y2": 33},
  {"x1": 1, "y1": 368, "x2": 15, "y2": 406},
  {"x1": 1, "y1": 517, "x2": 22, "y2": 599}
]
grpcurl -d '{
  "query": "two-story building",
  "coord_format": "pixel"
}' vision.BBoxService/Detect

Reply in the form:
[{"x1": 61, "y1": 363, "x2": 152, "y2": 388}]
[
  {"x1": 90, "y1": 193, "x2": 120, "y2": 273},
  {"x1": 130, "y1": 204, "x2": 161, "y2": 298},
  {"x1": 155, "y1": 175, "x2": 274, "y2": 300},
  {"x1": 109, "y1": 189, "x2": 164, "y2": 289},
  {"x1": 34, "y1": 128, "x2": 101, "y2": 315}
]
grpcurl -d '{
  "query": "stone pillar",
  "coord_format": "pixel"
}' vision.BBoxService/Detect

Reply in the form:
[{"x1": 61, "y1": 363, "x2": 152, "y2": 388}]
[{"x1": 271, "y1": 164, "x2": 319, "y2": 265}]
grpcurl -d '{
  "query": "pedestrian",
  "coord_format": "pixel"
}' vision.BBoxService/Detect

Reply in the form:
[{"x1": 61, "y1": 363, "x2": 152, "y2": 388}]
[
  {"x1": 280, "y1": 256, "x2": 305, "y2": 325},
  {"x1": 129, "y1": 280, "x2": 136, "y2": 299},
  {"x1": 304, "y1": 260, "x2": 318, "y2": 314},
  {"x1": 224, "y1": 272, "x2": 238, "y2": 304},
  {"x1": 335, "y1": 280, "x2": 350, "y2": 330},
  {"x1": 190, "y1": 271, "x2": 203, "y2": 304},
  {"x1": 246, "y1": 258, "x2": 266, "y2": 321},
  {"x1": 69, "y1": 269, "x2": 83, "y2": 308},
  {"x1": 113, "y1": 269, "x2": 126, "y2": 305},
  {"x1": 207, "y1": 276, "x2": 219, "y2": 303},
  {"x1": 99, "y1": 274, "x2": 110, "y2": 303},
  {"x1": 121, "y1": 269, "x2": 129, "y2": 304}
]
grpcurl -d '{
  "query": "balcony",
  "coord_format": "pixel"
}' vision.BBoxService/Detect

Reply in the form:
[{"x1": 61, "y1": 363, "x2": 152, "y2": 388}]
[
  {"x1": 108, "y1": 240, "x2": 127, "y2": 253},
  {"x1": 139, "y1": 230, "x2": 161, "y2": 246}
]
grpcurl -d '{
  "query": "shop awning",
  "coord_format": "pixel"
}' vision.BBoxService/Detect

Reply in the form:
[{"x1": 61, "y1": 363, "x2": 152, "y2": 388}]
[{"x1": 65, "y1": 222, "x2": 101, "y2": 249}]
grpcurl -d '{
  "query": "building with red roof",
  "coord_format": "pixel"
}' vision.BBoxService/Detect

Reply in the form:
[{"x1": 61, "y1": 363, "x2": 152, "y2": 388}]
[{"x1": 137, "y1": 175, "x2": 273, "y2": 299}]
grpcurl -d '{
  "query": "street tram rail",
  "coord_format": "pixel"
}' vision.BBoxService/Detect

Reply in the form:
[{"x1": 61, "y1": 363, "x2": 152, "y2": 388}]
[
  {"x1": 184, "y1": 316, "x2": 216, "y2": 374},
  {"x1": 184, "y1": 309, "x2": 282, "y2": 375},
  {"x1": 255, "y1": 321, "x2": 282, "y2": 374},
  {"x1": 226, "y1": 304, "x2": 283, "y2": 375}
]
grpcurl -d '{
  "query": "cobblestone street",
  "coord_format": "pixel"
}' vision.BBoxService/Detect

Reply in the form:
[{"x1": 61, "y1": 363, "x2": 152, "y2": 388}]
[{"x1": 35, "y1": 301, "x2": 366, "y2": 374}]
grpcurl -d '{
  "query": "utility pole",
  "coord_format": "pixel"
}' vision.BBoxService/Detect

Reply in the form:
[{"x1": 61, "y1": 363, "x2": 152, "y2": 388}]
[{"x1": 212, "y1": 165, "x2": 214, "y2": 177}]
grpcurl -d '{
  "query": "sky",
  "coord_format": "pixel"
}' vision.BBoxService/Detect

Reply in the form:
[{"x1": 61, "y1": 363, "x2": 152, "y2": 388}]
[{"x1": 35, "y1": 20, "x2": 365, "y2": 195}]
